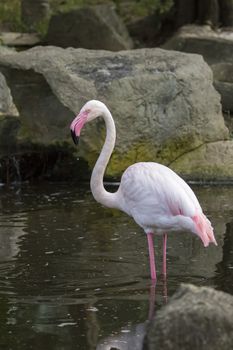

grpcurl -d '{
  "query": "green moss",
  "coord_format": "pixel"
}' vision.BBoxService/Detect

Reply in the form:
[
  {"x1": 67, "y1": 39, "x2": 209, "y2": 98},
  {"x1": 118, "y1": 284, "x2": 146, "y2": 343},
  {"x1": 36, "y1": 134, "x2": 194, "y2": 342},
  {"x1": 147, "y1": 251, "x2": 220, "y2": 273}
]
[
  {"x1": 156, "y1": 134, "x2": 201, "y2": 164},
  {"x1": 84, "y1": 133, "x2": 201, "y2": 177},
  {"x1": 106, "y1": 141, "x2": 155, "y2": 176},
  {"x1": 35, "y1": 18, "x2": 50, "y2": 37}
]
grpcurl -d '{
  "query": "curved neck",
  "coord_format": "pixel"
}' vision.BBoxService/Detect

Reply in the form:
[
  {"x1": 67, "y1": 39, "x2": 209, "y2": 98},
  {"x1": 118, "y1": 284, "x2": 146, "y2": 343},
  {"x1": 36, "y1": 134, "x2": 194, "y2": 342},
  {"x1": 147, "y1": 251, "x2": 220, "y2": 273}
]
[{"x1": 90, "y1": 107, "x2": 118, "y2": 208}]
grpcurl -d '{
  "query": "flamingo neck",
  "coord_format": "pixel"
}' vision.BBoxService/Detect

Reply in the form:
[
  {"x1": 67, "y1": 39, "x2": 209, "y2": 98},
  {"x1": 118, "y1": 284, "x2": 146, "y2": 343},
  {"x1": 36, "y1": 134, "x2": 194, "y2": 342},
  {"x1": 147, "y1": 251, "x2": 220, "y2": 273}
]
[{"x1": 90, "y1": 107, "x2": 118, "y2": 209}]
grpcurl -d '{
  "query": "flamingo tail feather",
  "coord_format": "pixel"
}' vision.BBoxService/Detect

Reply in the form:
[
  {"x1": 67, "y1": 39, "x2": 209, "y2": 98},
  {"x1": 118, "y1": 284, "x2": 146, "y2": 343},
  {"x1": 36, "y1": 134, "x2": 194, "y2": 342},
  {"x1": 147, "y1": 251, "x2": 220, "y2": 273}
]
[{"x1": 192, "y1": 212, "x2": 217, "y2": 247}]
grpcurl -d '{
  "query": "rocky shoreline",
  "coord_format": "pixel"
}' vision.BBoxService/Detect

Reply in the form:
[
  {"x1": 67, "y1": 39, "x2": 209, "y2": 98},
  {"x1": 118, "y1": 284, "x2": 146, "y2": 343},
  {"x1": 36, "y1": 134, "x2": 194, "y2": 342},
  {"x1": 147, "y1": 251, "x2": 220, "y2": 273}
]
[{"x1": 0, "y1": 3, "x2": 233, "y2": 184}]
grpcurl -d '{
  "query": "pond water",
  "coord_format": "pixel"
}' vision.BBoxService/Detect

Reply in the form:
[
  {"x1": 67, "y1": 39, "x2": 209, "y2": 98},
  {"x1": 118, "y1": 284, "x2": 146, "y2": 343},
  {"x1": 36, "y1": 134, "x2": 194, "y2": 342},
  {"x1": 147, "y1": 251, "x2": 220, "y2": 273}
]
[{"x1": 0, "y1": 182, "x2": 233, "y2": 350}]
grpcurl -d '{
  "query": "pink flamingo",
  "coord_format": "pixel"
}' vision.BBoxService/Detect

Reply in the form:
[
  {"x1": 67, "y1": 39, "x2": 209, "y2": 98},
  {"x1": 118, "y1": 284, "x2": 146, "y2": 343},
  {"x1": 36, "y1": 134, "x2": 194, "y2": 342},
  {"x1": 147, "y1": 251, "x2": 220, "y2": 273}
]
[{"x1": 70, "y1": 100, "x2": 217, "y2": 280}]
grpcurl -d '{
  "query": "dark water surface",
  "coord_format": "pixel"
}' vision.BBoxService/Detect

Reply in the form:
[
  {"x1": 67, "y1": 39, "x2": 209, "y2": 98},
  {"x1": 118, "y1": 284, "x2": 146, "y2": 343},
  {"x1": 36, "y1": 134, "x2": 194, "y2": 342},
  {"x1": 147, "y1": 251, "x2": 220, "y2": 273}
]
[{"x1": 0, "y1": 183, "x2": 233, "y2": 350}]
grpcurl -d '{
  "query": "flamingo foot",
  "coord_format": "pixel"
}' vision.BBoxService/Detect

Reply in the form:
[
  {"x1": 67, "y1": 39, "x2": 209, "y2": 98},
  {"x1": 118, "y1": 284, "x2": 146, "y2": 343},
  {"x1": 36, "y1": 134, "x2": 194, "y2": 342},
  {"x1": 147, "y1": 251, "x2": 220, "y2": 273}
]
[
  {"x1": 163, "y1": 233, "x2": 167, "y2": 277},
  {"x1": 147, "y1": 232, "x2": 156, "y2": 280}
]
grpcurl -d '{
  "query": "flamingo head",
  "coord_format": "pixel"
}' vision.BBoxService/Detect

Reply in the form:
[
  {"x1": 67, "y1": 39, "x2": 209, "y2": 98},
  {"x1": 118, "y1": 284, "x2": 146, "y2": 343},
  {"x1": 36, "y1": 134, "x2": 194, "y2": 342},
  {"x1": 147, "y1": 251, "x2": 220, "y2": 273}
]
[{"x1": 70, "y1": 100, "x2": 106, "y2": 145}]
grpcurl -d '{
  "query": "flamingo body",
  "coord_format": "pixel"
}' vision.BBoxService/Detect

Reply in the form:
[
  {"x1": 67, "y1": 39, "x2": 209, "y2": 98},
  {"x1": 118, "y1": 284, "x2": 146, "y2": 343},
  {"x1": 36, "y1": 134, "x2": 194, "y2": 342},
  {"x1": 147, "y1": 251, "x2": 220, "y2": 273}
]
[
  {"x1": 117, "y1": 162, "x2": 214, "y2": 245},
  {"x1": 70, "y1": 100, "x2": 217, "y2": 280}
]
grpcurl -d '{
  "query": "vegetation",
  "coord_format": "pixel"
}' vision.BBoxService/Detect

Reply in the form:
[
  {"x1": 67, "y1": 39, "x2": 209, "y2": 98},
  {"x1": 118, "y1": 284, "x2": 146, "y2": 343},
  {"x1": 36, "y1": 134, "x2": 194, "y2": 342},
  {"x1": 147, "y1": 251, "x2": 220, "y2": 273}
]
[
  {"x1": 0, "y1": 0, "x2": 174, "y2": 33},
  {"x1": 0, "y1": 0, "x2": 22, "y2": 31},
  {"x1": 0, "y1": 0, "x2": 233, "y2": 34}
]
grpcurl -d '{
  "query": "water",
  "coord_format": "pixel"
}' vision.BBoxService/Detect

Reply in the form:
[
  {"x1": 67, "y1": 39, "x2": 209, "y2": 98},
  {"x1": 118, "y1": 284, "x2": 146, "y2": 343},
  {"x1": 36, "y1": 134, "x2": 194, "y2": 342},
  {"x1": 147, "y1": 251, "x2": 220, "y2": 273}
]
[{"x1": 0, "y1": 183, "x2": 233, "y2": 350}]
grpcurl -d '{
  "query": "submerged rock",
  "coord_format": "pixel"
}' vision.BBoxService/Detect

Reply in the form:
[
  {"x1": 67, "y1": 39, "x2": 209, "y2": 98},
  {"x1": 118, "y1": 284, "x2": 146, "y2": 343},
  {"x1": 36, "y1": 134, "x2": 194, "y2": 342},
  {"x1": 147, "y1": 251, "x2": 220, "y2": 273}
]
[
  {"x1": 144, "y1": 284, "x2": 233, "y2": 350},
  {"x1": 0, "y1": 46, "x2": 231, "y2": 181}
]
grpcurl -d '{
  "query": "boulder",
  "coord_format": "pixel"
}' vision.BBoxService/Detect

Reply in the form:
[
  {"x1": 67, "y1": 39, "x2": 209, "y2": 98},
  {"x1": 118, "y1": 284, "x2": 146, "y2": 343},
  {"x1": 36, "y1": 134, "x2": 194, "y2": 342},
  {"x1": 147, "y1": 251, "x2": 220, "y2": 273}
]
[
  {"x1": 171, "y1": 141, "x2": 233, "y2": 181},
  {"x1": 163, "y1": 25, "x2": 233, "y2": 65},
  {"x1": 212, "y1": 63, "x2": 233, "y2": 113},
  {"x1": 45, "y1": 3, "x2": 133, "y2": 51},
  {"x1": 163, "y1": 25, "x2": 233, "y2": 113},
  {"x1": 0, "y1": 46, "x2": 231, "y2": 181},
  {"x1": 144, "y1": 284, "x2": 233, "y2": 350},
  {"x1": 0, "y1": 32, "x2": 41, "y2": 48}
]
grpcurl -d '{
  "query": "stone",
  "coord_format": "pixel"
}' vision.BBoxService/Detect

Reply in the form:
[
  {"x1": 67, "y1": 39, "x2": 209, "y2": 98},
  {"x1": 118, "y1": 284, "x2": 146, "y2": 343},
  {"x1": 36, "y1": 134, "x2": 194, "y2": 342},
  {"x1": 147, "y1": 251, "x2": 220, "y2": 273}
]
[
  {"x1": 0, "y1": 32, "x2": 41, "y2": 47},
  {"x1": 45, "y1": 3, "x2": 133, "y2": 51},
  {"x1": 0, "y1": 72, "x2": 18, "y2": 117},
  {"x1": 163, "y1": 25, "x2": 233, "y2": 65},
  {"x1": 0, "y1": 46, "x2": 230, "y2": 181},
  {"x1": 0, "y1": 71, "x2": 19, "y2": 145},
  {"x1": 212, "y1": 63, "x2": 233, "y2": 113},
  {"x1": 0, "y1": 73, "x2": 20, "y2": 177},
  {"x1": 144, "y1": 284, "x2": 233, "y2": 350},
  {"x1": 163, "y1": 25, "x2": 233, "y2": 113},
  {"x1": 171, "y1": 141, "x2": 233, "y2": 181}
]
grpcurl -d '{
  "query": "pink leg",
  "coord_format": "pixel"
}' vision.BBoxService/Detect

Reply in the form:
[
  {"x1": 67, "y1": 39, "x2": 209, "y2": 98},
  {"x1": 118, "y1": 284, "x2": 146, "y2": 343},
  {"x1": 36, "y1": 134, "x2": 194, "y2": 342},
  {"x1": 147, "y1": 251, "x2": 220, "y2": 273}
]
[
  {"x1": 147, "y1": 233, "x2": 156, "y2": 280},
  {"x1": 163, "y1": 233, "x2": 167, "y2": 277}
]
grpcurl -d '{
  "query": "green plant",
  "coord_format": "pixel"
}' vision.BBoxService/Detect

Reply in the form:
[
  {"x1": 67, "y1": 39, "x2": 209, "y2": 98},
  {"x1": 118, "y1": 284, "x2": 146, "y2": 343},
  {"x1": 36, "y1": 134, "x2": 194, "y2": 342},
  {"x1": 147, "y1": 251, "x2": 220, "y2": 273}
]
[{"x1": 0, "y1": 0, "x2": 22, "y2": 31}]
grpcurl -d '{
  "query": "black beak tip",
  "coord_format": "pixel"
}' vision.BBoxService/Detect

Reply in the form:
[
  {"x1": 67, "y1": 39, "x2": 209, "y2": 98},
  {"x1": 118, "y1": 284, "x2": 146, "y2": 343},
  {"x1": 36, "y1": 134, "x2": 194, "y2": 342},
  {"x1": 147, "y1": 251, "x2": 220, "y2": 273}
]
[{"x1": 71, "y1": 130, "x2": 79, "y2": 145}]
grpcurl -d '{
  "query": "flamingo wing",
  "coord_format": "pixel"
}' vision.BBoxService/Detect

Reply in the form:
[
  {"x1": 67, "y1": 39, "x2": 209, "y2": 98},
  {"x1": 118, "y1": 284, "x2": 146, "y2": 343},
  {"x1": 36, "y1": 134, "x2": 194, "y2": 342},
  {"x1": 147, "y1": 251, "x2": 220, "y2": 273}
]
[
  {"x1": 118, "y1": 162, "x2": 216, "y2": 246},
  {"x1": 118, "y1": 163, "x2": 200, "y2": 231}
]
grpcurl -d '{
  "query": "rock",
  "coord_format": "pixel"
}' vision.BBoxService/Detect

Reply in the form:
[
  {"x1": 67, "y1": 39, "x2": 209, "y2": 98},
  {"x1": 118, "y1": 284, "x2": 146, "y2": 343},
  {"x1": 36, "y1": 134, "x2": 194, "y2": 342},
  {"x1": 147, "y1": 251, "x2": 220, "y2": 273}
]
[
  {"x1": 0, "y1": 46, "x2": 230, "y2": 181},
  {"x1": 163, "y1": 25, "x2": 233, "y2": 113},
  {"x1": 163, "y1": 25, "x2": 233, "y2": 65},
  {"x1": 144, "y1": 284, "x2": 233, "y2": 350},
  {"x1": 0, "y1": 72, "x2": 19, "y2": 147},
  {"x1": 45, "y1": 3, "x2": 133, "y2": 51},
  {"x1": 0, "y1": 32, "x2": 41, "y2": 48},
  {"x1": 127, "y1": 13, "x2": 161, "y2": 48},
  {"x1": 0, "y1": 72, "x2": 18, "y2": 117},
  {"x1": 171, "y1": 141, "x2": 233, "y2": 181},
  {"x1": 0, "y1": 49, "x2": 19, "y2": 153},
  {"x1": 212, "y1": 63, "x2": 233, "y2": 112}
]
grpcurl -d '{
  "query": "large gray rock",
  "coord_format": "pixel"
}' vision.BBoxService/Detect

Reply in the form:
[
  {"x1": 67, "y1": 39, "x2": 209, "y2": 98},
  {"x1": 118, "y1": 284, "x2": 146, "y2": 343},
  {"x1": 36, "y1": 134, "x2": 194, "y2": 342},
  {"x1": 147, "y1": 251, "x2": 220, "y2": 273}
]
[
  {"x1": 0, "y1": 46, "x2": 231, "y2": 180},
  {"x1": 144, "y1": 284, "x2": 233, "y2": 350},
  {"x1": 45, "y1": 3, "x2": 133, "y2": 51},
  {"x1": 163, "y1": 25, "x2": 233, "y2": 113}
]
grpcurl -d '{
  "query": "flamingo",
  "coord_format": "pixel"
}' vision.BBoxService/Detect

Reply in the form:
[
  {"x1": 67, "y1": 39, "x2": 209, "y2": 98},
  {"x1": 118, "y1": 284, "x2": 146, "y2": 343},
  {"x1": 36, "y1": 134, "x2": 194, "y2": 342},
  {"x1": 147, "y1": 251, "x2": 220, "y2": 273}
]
[{"x1": 70, "y1": 100, "x2": 217, "y2": 280}]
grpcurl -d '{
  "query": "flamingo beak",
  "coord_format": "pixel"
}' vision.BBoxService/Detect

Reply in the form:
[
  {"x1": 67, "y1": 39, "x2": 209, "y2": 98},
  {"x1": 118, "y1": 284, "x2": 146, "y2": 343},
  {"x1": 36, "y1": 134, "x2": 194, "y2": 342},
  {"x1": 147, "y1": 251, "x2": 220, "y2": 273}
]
[
  {"x1": 71, "y1": 129, "x2": 79, "y2": 145},
  {"x1": 70, "y1": 111, "x2": 88, "y2": 146}
]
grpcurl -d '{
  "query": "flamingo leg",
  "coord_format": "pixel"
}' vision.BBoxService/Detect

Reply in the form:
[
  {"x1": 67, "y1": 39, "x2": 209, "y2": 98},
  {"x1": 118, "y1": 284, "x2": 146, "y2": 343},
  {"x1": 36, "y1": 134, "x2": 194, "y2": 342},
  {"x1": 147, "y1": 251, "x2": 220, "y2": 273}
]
[
  {"x1": 162, "y1": 233, "x2": 167, "y2": 277},
  {"x1": 147, "y1": 233, "x2": 156, "y2": 280}
]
